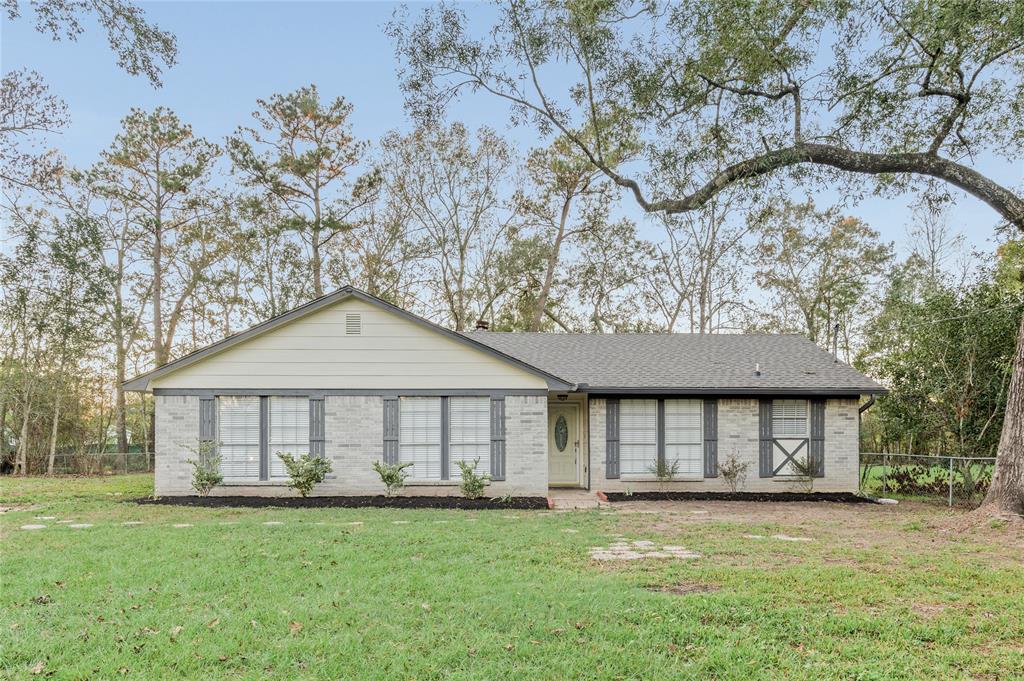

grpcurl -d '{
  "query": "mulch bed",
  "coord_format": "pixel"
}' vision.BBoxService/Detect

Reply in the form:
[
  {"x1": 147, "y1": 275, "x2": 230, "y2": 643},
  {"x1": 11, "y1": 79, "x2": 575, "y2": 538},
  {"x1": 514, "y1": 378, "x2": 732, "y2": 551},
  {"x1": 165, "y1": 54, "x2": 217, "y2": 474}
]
[
  {"x1": 600, "y1": 491, "x2": 874, "y2": 504},
  {"x1": 134, "y1": 495, "x2": 550, "y2": 510}
]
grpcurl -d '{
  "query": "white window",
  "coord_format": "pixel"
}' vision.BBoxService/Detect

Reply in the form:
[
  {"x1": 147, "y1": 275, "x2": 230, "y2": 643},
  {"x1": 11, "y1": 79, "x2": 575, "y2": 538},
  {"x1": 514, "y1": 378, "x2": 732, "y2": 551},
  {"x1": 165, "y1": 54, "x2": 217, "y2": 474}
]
[
  {"x1": 619, "y1": 399, "x2": 658, "y2": 475},
  {"x1": 449, "y1": 397, "x2": 490, "y2": 478},
  {"x1": 269, "y1": 397, "x2": 310, "y2": 478},
  {"x1": 219, "y1": 396, "x2": 260, "y2": 481},
  {"x1": 772, "y1": 399, "x2": 809, "y2": 437},
  {"x1": 664, "y1": 399, "x2": 703, "y2": 476},
  {"x1": 399, "y1": 397, "x2": 442, "y2": 479}
]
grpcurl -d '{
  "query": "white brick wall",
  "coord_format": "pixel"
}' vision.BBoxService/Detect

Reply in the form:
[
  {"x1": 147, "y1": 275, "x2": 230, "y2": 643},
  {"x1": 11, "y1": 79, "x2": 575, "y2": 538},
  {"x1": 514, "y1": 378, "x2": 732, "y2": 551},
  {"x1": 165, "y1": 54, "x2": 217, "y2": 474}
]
[
  {"x1": 155, "y1": 393, "x2": 859, "y2": 497},
  {"x1": 154, "y1": 393, "x2": 548, "y2": 497},
  {"x1": 154, "y1": 395, "x2": 200, "y2": 496},
  {"x1": 589, "y1": 397, "x2": 860, "y2": 493}
]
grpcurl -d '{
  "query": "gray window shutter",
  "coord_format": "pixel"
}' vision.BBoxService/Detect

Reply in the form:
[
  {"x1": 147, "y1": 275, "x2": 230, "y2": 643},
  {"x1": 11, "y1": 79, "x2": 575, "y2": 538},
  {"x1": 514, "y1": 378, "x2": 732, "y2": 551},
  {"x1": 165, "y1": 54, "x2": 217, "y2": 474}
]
[
  {"x1": 490, "y1": 397, "x2": 506, "y2": 481},
  {"x1": 606, "y1": 399, "x2": 620, "y2": 478},
  {"x1": 809, "y1": 399, "x2": 825, "y2": 477},
  {"x1": 309, "y1": 398, "x2": 325, "y2": 458},
  {"x1": 199, "y1": 398, "x2": 216, "y2": 459},
  {"x1": 703, "y1": 399, "x2": 718, "y2": 477},
  {"x1": 758, "y1": 399, "x2": 773, "y2": 478},
  {"x1": 383, "y1": 398, "x2": 399, "y2": 465}
]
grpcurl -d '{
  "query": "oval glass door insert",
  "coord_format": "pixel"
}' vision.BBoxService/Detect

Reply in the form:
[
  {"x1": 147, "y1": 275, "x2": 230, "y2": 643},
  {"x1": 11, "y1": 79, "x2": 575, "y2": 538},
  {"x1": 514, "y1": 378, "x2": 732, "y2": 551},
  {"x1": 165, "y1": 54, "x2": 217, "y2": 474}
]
[{"x1": 555, "y1": 414, "x2": 568, "y2": 452}]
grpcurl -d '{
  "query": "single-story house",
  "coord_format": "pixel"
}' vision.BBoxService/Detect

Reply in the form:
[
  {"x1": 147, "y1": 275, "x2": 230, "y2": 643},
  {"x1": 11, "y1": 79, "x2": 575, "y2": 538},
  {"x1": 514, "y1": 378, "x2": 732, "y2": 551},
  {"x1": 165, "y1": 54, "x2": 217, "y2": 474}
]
[{"x1": 125, "y1": 286, "x2": 884, "y2": 497}]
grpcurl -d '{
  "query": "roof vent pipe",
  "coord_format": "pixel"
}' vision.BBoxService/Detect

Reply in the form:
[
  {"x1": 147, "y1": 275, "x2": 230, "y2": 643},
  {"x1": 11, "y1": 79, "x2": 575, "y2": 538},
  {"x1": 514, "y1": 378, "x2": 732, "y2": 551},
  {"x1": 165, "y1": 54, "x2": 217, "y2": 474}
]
[
  {"x1": 754, "y1": 362, "x2": 761, "y2": 377},
  {"x1": 833, "y1": 323, "x2": 841, "y2": 363},
  {"x1": 475, "y1": 319, "x2": 490, "y2": 331}
]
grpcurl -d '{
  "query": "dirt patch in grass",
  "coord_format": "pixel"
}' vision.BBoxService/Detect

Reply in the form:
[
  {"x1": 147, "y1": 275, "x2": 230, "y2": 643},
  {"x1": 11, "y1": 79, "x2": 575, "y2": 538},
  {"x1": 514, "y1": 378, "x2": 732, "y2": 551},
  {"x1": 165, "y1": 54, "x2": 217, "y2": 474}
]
[
  {"x1": 135, "y1": 495, "x2": 549, "y2": 510},
  {"x1": 649, "y1": 582, "x2": 720, "y2": 595},
  {"x1": 911, "y1": 603, "x2": 948, "y2": 619},
  {"x1": 602, "y1": 491, "x2": 872, "y2": 503}
]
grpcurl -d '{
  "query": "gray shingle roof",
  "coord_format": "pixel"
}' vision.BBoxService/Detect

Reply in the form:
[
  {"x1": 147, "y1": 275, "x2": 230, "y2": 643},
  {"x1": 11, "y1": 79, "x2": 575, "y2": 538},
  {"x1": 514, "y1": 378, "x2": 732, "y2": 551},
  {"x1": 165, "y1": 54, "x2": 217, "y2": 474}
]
[{"x1": 465, "y1": 332, "x2": 884, "y2": 394}]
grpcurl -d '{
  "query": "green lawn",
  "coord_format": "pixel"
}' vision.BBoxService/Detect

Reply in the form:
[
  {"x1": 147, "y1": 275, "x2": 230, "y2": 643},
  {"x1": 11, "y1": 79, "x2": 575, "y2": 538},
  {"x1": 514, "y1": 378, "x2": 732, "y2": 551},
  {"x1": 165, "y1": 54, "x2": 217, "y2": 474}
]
[{"x1": 2, "y1": 475, "x2": 1023, "y2": 679}]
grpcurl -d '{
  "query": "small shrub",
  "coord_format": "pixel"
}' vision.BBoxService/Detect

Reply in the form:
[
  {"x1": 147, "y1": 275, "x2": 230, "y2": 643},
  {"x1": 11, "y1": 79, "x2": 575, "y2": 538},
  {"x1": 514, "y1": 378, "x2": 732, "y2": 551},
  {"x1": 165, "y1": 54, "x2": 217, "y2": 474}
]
[
  {"x1": 455, "y1": 458, "x2": 490, "y2": 499},
  {"x1": 718, "y1": 451, "x2": 750, "y2": 493},
  {"x1": 492, "y1": 492, "x2": 514, "y2": 505},
  {"x1": 789, "y1": 456, "x2": 815, "y2": 493},
  {"x1": 647, "y1": 458, "x2": 680, "y2": 490},
  {"x1": 372, "y1": 460, "x2": 414, "y2": 497},
  {"x1": 185, "y1": 441, "x2": 223, "y2": 497},
  {"x1": 276, "y1": 452, "x2": 332, "y2": 497}
]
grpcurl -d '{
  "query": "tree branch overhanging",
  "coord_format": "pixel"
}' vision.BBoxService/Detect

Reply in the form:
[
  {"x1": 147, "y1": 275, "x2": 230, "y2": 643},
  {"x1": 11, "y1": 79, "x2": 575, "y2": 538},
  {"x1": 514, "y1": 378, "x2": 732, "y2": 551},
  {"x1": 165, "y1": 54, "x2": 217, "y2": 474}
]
[{"x1": 592, "y1": 143, "x2": 1024, "y2": 229}]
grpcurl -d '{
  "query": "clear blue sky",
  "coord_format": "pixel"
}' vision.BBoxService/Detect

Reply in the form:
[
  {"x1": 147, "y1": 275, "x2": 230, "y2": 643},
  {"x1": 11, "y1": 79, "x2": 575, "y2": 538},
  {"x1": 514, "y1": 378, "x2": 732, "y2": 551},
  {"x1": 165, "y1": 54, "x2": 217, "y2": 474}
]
[{"x1": 2, "y1": 1, "x2": 1019, "y2": 257}]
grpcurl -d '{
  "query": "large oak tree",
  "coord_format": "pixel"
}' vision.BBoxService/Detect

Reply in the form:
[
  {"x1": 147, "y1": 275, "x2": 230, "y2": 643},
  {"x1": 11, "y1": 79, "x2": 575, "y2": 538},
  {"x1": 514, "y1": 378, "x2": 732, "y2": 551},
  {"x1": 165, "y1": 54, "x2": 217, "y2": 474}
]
[{"x1": 393, "y1": 0, "x2": 1024, "y2": 514}]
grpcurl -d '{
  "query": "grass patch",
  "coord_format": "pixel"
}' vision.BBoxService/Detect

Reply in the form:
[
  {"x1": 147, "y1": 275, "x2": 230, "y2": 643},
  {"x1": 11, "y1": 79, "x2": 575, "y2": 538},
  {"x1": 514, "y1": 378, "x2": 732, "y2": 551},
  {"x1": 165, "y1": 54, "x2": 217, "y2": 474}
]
[{"x1": 2, "y1": 475, "x2": 1023, "y2": 679}]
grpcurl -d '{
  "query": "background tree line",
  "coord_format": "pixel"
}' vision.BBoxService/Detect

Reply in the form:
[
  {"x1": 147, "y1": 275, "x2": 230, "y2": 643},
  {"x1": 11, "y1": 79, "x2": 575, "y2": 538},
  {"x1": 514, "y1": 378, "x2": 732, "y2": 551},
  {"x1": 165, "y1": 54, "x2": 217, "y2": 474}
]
[{"x1": 1, "y1": 0, "x2": 1021, "y2": 487}]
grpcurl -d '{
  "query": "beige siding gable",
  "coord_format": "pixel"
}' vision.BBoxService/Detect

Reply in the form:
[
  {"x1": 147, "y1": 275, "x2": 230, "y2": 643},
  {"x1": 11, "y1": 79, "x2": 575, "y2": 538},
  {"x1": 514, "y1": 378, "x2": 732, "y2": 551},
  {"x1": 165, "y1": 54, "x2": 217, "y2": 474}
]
[{"x1": 150, "y1": 298, "x2": 548, "y2": 390}]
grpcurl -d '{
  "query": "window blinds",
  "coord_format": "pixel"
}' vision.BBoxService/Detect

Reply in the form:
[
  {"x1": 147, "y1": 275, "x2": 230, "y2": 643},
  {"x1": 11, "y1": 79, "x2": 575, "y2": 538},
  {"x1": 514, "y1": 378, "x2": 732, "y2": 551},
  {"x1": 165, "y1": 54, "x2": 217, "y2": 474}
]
[
  {"x1": 664, "y1": 399, "x2": 703, "y2": 475},
  {"x1": 449, "y1": 396, "x2": 490, "y2": 478},
  {"x1": 772, "y1": 399, "x2": 809, "y2": 437},
  {"x1": 399, "y1": 397, "x2": 442, "y2": 479},
  {"x1": 269, "y1": 397, "x2": 310, "y2": 478},
  {"x1": 619, "y1": 399, "x2": 657, "y2": 475},
  {"x1": 219, "y1": 396, "x2": 260, "y2": 480}
]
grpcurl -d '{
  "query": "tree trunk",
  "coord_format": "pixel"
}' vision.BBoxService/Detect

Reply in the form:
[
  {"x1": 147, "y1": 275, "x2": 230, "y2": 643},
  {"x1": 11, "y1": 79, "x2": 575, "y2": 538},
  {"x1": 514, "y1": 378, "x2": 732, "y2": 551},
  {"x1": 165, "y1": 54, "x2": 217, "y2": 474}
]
[
  {"x1": 532, "y1": 195, "x2": 572, "y2": 331},
  {"x1": 115, "y1": 346, "x2": 129, "y2": 455},
  {"x1": 0, "y1": 399, "x2": 7, "y2": 465},
  {"x1": 47, "y1": 393, "x2": 60, "y2": 475},
  {"x1": 15, "y1": 397, "x2": 31, "y2": 475},
  {"x1": 153, "y1": 221, "x2": 166, "y2": 366},
  {"x1": 981, "y1": 314, "x2": 1024, "y2": 516}
]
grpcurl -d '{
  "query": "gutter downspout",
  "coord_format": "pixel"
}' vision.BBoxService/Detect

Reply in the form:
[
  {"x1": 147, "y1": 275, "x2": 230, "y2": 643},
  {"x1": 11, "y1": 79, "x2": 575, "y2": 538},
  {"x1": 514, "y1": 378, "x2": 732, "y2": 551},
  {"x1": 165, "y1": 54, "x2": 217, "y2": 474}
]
[{"x1": 858, "y1": 394, "x2": 876, "y2": 415}]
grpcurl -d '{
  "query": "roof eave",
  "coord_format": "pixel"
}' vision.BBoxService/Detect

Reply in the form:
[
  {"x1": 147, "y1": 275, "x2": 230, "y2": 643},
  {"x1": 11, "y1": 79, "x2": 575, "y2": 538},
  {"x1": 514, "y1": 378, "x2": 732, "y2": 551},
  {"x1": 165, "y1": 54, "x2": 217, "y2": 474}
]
[
  {"x1": 584, "y1": 386, "x2": 887, "y2": 396},
  {"x1": 123, "y1": 286, "x2": 573, "y2": 393}
]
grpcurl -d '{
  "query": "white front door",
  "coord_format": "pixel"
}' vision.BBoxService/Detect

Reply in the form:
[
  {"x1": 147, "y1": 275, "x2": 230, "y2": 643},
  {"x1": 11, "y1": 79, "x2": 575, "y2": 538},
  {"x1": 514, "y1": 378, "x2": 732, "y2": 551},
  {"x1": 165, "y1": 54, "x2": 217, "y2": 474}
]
[{"x1": 548, "y1": 403, "x2": 579, "y2": 485}]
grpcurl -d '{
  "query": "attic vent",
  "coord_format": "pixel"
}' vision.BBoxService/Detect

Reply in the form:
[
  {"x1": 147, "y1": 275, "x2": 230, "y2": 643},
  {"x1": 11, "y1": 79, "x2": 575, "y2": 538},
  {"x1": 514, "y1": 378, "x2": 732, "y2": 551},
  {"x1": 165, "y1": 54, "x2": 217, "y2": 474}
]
[{"x1": 345, "y1": 313, "x2": 361, "y2": 335}]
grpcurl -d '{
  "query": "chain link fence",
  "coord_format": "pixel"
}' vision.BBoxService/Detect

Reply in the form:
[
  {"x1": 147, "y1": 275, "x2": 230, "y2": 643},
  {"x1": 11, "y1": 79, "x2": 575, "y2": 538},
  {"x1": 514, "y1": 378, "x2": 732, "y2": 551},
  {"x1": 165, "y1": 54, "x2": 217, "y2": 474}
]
[
  {"x1": 49, "y1": 452, "x2": 152, "y2": 476},
  {"x1": 859, "y1": 453, "x2": 995, "y2": 508}
]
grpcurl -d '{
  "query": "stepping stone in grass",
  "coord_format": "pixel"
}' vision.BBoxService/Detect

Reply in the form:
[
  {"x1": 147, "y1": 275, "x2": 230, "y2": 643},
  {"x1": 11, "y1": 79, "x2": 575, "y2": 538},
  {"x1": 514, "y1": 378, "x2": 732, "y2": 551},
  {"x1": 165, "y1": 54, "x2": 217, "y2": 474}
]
[
  {"x1": 632, "y1": 540, "x2": 656, "y2": 548},
  {"x1": 218, "y1": 521, "x2": 239, "y2": 525},
  {"x1": 21, "y1": 524, "x2": 46, "y2": 530},
  {"x1": 743, "y1": 534, "x2": 767, "y2": 540},
  {"x1": 501, "y1": 515, "x2": 519, "y2": 520},
  {"x1": 594, "y1": 550, "x2": 644, "y2": 561},
  {"x1": 55, "y1": 520, "x2": 75, "y2": 524},
  {"x1": 123, "y1": 521, "x2": 144, "y2": 526},
  {"x1": 772, "y1": 534, "x2": 813, "y2": 542},
  {"x1": 35, "y1": 516, "x2": 56, "y2": 521},
  {"x1": 346, "y1": 521, "x2": 363, "y2": 526},
  {"x1": 561, "y1": 528, "x2": 578, "y2": 533},
  {"x1": 262, "y1": 521, "x2": 284, "y2": 526},
  {"x1": 173, "y1": 523, "x2": 192, "y2": 528},
  {"x1": 392, "y1": 520, "x2": 410, "y2": 525},
  {"x1": 68, "y1": 524, "x2": 93, "y2": 529}
]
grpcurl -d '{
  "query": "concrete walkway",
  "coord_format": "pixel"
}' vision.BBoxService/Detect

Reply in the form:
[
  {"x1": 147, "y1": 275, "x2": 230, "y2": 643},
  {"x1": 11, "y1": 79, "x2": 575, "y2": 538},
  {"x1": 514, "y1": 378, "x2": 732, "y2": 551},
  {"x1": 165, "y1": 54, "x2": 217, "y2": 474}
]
[{"x1": 547, "y1": 488, "x2": 605, "y2": 510}]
